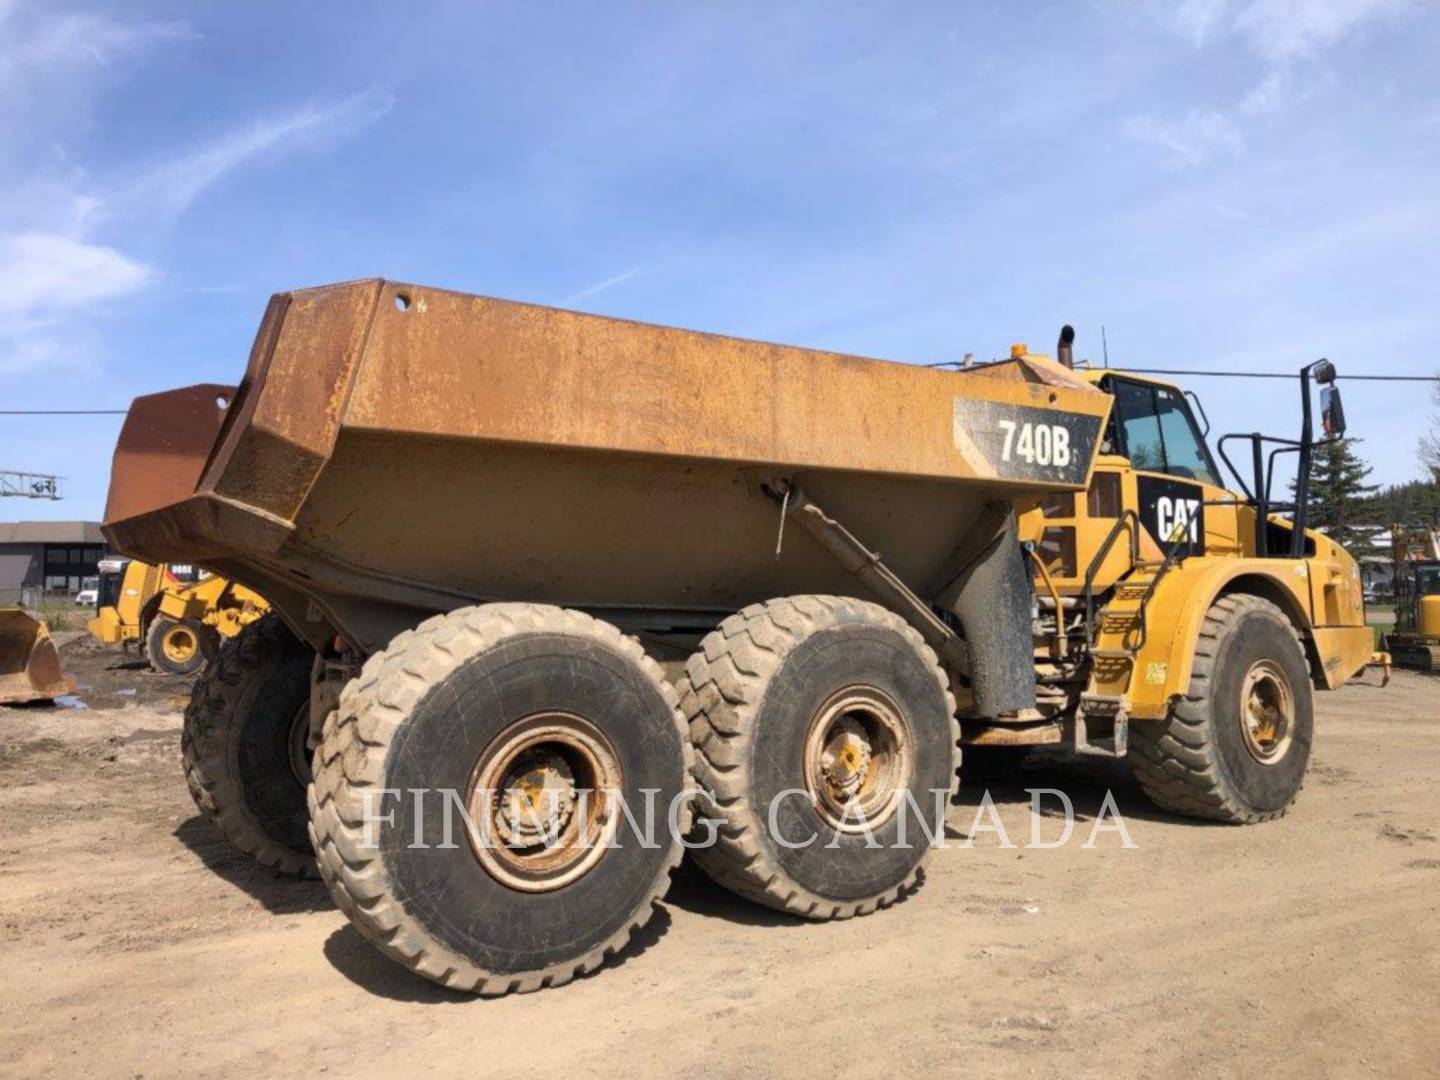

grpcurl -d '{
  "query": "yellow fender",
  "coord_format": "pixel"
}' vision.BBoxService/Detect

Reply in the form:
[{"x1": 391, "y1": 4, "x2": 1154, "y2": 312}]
[{"x1": 1124, "y1": 557, "x2": 1370, "y2": 719}]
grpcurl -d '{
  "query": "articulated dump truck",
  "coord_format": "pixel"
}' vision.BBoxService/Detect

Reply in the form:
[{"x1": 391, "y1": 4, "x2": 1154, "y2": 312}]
[{"x1": 101, "y1": 280, "x2": 1373, "y2": 995}]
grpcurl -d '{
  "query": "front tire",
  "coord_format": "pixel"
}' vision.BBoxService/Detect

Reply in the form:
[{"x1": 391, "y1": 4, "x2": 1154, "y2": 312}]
[
  {"x1": 148, "y1": 615, "x2": 206, "y2": 676},
  {"x1": 680, "y1": 595, "x2": 959, "y2": 919},
  {"x1": 1129, "y1": 594, "x2": 1313, "y2": 824},
  {"x1": 308, "y1": 604, "x2": 692, "y2": 996},
  {"x1": 182, "y1": 615, "x2": 316, "y2": 875}
]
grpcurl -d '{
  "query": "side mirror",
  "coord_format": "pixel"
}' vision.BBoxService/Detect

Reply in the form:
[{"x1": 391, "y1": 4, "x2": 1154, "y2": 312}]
[{"x1": 1320, "y1": 385, "x2": 1346, "y2": 438}]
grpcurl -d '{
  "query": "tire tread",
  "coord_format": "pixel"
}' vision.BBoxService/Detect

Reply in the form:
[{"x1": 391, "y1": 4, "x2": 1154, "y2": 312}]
[
  {"x1": 307, "y1": 603, "x2": 693, "y2": 996},
  {"x1": 1127, "y1": 593, "x2": 1310, "y2": 825},
  {"x1": 677, "y1": 594, "x2": 959, "y2": 920}
]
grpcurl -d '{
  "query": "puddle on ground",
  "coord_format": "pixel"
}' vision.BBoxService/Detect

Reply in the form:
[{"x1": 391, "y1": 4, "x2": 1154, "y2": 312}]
[{"x1": 54, "y1": 695, "x2": 89, "y2": 710}]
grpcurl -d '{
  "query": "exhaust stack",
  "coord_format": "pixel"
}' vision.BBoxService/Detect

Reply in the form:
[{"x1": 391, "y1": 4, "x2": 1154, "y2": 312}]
[{"x1": 1057, "y1": 324, "x2": 1075, "y2": 369}]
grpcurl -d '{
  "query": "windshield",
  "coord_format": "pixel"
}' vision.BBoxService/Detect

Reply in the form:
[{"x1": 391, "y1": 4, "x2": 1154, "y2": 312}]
[
  {"x1": 1110, "y1": 379, "x2": 1220, "y2": 486},
  {"x1": 99, "y1": 571, "x2": 123, "y2": 609},
  {"x1": 1419, "y1": 565, "x2": 1440, "y2": 596}
]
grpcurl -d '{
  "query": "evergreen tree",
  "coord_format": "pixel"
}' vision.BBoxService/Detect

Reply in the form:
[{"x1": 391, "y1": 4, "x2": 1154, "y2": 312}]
[
  {"x1": 1422, "y1": 377, "x2": 1440, "y2": 481},
  {"x1": 1373, "y1": 478, "x2": 1440, "y2": 529},
  {"x1": 1290, "y1": 438, "x2": 1381, "y2": 553}
]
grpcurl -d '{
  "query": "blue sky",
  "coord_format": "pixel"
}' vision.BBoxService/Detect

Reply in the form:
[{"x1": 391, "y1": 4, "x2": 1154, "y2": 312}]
[{"x1": 2, "y1": 0, "x2": 1438, "y2": 522}]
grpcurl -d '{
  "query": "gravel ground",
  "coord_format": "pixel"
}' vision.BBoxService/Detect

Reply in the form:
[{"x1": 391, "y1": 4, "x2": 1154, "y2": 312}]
[{"x1": 0, "y1": 661, "x2": 1436, "y2": 1079}]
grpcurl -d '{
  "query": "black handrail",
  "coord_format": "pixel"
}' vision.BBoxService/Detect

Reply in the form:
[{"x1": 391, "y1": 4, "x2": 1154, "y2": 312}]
[
  {"x1": 1082, "y1": 509, "x2": 1140, "y2": 648},
  {"x1": 1215, "y1": 359, "x2": 1332, "y2": 559}
]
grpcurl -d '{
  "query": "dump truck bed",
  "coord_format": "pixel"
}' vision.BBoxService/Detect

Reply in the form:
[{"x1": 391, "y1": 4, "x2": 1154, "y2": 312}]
[{"x1": 103, "y1": 280, "x2": 1111, "y2": 653}]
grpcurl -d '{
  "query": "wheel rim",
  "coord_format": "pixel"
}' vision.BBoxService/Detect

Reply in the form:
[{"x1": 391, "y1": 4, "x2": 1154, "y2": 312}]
[
  {"x1": 286, "y1": 703, "x2": 312, "y2": 786},
  {"x1": 162, "y1": 624, "x2": 197, "y2": 664},
  {"x1": 1239, "y1": 659, "x2": 1295, "y2": 764},
  {"x1": 803, "y1": 686, "x2": 912, "y2": 832},
  {"x1": 465, "y1": 712, "x2": 623, "y2": 893}
]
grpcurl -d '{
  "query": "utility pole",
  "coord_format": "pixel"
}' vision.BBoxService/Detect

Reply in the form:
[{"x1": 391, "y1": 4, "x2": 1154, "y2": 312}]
[{"x1": 0, "y1": 469, "x2": 62, "y2": 500}]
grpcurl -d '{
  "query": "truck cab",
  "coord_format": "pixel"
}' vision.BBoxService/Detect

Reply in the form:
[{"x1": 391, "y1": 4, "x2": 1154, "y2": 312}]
[{"x1": 1017, "y1": 363, "x2": 1372, "y2": 733}]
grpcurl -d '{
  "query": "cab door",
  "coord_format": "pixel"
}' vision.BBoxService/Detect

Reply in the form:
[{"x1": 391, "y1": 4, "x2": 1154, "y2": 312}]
[{"x1": 1106, "y1": 379, "x2": 1227, "y2": 560}]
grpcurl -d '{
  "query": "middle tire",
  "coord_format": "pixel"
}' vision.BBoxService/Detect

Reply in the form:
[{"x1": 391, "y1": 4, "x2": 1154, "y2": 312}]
[{"x1": 680, "y1": 595, "x2": 959, "y2": 919}]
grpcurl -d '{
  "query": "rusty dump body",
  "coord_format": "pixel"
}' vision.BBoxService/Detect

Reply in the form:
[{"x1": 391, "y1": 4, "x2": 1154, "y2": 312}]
[{"x1": 102, "y1": 279, "x2": 1111, "y2": 685}]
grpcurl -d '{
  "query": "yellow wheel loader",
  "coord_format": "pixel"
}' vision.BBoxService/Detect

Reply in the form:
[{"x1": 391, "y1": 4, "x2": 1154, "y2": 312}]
[{"x1": 87, "y1": 558, "x2": 269, "y2": 675}]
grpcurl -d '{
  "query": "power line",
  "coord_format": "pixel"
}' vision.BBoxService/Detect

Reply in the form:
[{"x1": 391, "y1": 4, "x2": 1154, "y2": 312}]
[
  {"x1": 5, "y1": 366, "x2": 1440, "y2": 414},
  {"x1": 1120, "y1": 368, "x2": 1439, "y2": 382},
  {"x1": 926, "y1": 361, "x2": 1439, "y2": 381}
]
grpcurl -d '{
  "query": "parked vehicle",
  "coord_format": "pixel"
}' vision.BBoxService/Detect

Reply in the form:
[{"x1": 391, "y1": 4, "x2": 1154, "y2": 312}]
[{"x1": 100, "y1": 280, "x2": 1373, "y2": 996}]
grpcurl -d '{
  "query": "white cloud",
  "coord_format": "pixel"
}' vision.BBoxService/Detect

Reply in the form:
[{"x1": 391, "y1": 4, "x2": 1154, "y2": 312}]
[
  {"x1": 1151, "y1": 0, "x2": 1411, "y2": 58},
  {"x1": 105, "y1": 87, "x2": 396, "y2": 225},
  {"x1": 564, "y1": 263, "x2": 656, "y2": 305},
  {"x1": 0, "y1": 232, "x2": 151, "y2": 317},
  {"x1": 0, "y1": 6, "x2": 190, "y2": 84},
  {"x1": 1127, "y1": 0, "x2": 1414, "y2": 167},
  {"x1": 1173, "y1": 0, "x2": 1230, "y2": 45},
  {"x1": 1122, "y1": 108, "x2": 1244, "y2": 167},
  {"x1": 0, "y1": 3, "x2": 394, "y2": 379},
  {"x1": 0, "y1": 233, "x2": 150, "y2": 377},
  {"x1": 1234, "y1": 0, "x2": 1411, "y2": 62},
  {"x1": 1238, "y1": 68, "x2": 1309, "y2": 114}
]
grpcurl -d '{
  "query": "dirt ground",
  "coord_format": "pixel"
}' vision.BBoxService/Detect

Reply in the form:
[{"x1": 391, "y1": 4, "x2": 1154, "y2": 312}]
[{"x1": 1, "y1": 648, "x2": 1436, "y2": 1079}]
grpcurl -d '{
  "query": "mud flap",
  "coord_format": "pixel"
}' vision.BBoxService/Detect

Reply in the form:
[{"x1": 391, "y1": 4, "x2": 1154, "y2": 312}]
[{"x1": 936, "y1": 508, "x2": 1037, "y2": 716}]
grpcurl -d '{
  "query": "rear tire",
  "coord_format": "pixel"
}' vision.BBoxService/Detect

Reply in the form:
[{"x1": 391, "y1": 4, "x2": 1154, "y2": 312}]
[
  {"x1": 182, "y1": 615, "x2": 316, "y2": 875},
  {"x1": 679, "y1": 595, "x2": 959, "y2": 919},
  {"x1": 1128, "y1": 594, "x2": 1313, "y2": 824},
  {"x1": 308, "y1": 604, "x2": 692, "y2": 995},
  {"x1": 147, "y1": 615, "x2": 206, "y2": 676}
]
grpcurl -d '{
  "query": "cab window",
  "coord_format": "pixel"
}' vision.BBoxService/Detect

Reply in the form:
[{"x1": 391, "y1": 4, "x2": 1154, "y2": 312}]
[
  {"x1": 1419, "y1": 565, "x2": 1440, "y2": 596},
  {"x1": 1110, "y1": 379, "x2": 1220, "y2": 486}
]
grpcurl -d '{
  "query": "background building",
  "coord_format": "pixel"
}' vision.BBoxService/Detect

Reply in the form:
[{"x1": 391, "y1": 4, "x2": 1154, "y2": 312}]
[{"x1": 0, "y1": 522, "x2": 107, "y2": 605}]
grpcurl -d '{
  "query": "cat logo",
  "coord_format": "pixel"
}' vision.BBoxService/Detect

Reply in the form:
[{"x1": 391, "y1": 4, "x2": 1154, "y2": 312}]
[
  {"x1": 1156, "y1": 495, "x2": 1202, "y2": 545},
  {"x1": 1137, "y1": 475, "x2": 1206, "y2": 556}
]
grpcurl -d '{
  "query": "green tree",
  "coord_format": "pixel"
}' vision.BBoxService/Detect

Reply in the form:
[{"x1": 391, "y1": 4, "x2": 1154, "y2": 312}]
[
  {"x1": 1290, "y1": 438, "x2": 1381, "y2": 553},
  {"x1": 1422, "y1": 376, "x2": 1440, "y2": 481},
  {"x1": 1374, "y1": 478, "x2": 1440, "y2": 529}
]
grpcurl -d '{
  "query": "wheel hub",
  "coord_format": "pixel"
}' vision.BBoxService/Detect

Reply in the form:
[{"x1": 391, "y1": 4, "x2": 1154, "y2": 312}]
[
  {"x1": 286, "y1": 703, "x2": 312, "y2": 786},
  {"x1": 803, "y1": 687, "x2": 912, "y2": 833},
  {"x1": 819, "y1": 718, "x2": 872, "y2": 799},
  {"x1": 466, "y1": 713, "x2": 622, "y2": 892},
  {"x1": 493, "y1": 751, "x2": 577, "y2": 846},
  {"x1": 1239, "y1": 659, "x2": 1295, "y2": 764},
  {"x1": 163, "y1": 625, "x2": 197, "y2": 664}
]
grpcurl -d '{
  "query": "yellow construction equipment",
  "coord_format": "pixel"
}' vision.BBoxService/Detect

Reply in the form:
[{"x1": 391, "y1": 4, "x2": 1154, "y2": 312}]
[
  {"x1": 1384, "y1": 526, "x2": 1440, "y2": 671},
  {"x1": 87, "y1": 557, "x2": 269, "y2": 674},
  {"x1": 1002, "y1": 342, "x2": 1374, "y2": 781},
  {"x1": 99, "y1": 282, "x2": 1378, "y2": 996},
  {"x1": 0, "y1": 608, "x2": 72, "y2": 704}
]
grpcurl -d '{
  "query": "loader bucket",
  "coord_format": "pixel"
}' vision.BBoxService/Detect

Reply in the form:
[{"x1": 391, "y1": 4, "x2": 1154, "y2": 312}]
[{"x1": 0, "y1": 609, "x2": 73, "y2": 704}]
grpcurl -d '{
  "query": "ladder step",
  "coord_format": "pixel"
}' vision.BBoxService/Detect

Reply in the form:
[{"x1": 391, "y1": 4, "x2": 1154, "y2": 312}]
[
  {"x1": 1074, "y1": 697, "x2": 1129, "y2": 758},
  {"x1": 1090, "y1": 648, "x2": 1134, "y2": 660},
  {"x1": 1116, "y1": 579, "x2": 1154, "y2": 593},
  {"x1": 1096, "y1": 606, "x2": 1139, "y2": 619}
]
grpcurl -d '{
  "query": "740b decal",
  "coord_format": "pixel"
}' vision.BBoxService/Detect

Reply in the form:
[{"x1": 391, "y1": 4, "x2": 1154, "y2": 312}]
[{"x1": 953, "y1": 398, "x2": 1101, "y2": 486}]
